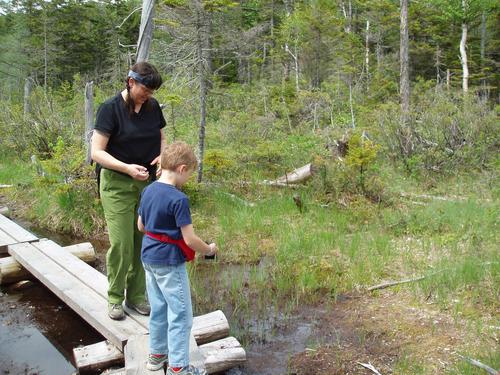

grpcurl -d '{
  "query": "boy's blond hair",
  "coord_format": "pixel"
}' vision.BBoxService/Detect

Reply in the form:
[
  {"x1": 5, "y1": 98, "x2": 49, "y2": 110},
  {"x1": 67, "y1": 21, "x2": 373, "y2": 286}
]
[{"x1": 160, "y1": 141, "x2": 198, "y2": 172}]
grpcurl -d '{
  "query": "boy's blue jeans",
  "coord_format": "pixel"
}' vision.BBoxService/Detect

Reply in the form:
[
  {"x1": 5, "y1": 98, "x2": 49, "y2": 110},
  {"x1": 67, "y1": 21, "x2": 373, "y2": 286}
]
[{"x1": 143, "y1": 262, "x2": 193, "y2": 368}]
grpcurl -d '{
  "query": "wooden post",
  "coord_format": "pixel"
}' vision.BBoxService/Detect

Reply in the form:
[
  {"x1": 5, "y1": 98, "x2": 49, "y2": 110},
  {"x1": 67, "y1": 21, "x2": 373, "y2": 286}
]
[
  {"x1": 85, "y1": 81, "x2": 94, "y2": 164},
  {"x1": 136, "y1": 0, "x2": 155, "y2": 63}
]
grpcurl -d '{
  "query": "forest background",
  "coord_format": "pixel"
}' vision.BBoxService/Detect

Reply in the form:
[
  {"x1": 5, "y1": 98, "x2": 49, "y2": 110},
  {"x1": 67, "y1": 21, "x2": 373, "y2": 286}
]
[{"x1": 0, "y1": 0, "x2": 498, "y2": 373}]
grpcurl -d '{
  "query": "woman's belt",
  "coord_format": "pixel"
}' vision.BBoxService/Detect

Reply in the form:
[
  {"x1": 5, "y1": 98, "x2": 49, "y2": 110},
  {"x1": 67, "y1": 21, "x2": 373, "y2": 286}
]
[{"x1": 145, "y1": 231, "x2": 195, "y2": 261}]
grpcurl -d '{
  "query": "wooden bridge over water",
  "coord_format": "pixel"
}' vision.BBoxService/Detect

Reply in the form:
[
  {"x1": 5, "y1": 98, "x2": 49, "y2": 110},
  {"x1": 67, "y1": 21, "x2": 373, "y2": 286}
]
[{"x1": 0, "y1": 211, "x2": 246, "y2": 374}]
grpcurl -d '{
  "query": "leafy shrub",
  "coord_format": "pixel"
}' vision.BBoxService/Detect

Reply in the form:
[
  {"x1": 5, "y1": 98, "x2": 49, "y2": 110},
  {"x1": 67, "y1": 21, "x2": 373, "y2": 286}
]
[
  {"x1": 375, "y1": 89, "x2": 499, "y2": 174},
  {"x1": 203, "y1": 149, "x2": 236, "y2": 179},
  {"x1": 312, "y1": 131, "x2": 386, "y2": 203}
]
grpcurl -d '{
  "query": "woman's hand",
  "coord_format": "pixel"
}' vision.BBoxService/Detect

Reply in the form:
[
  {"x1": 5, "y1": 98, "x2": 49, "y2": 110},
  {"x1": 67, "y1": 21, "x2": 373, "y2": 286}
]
[
  {"x1": 127, "y1": 164, "x2": 149, "y2": 181},
  {"x1": 150, "y1": 155, "x2": 161, "y2": 177}
]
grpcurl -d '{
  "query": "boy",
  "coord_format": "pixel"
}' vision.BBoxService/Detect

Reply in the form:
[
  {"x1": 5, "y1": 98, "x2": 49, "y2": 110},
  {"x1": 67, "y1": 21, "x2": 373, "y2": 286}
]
[{"x1": 137, "y1": 141, "x2": 217, "y2": 374}]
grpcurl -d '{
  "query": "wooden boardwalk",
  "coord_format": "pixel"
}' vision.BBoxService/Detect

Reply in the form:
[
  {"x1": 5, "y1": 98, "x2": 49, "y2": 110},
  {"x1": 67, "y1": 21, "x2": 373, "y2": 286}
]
[
  {"x1": 0, "y1": 213, "x2": 37, "y2": 254},
  {"x1": 1, "y1": 213, "x2": 246, "y2": 374}
]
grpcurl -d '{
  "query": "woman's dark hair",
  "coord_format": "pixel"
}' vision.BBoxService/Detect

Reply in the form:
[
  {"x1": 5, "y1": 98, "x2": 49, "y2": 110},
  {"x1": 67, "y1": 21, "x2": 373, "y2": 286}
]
[{"x1": 125, "y1": 62, "x2": 163, "y2": 116}]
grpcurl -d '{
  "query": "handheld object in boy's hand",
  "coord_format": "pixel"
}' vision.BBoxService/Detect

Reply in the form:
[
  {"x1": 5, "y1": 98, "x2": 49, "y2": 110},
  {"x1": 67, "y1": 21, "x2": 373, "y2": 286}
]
[{"x1": 204, "y1": 240, "x2": 217, "y2": 260}]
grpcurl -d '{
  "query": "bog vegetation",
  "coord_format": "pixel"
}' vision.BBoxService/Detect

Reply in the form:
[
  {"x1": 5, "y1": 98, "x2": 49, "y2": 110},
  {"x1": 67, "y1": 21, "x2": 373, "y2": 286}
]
[{"x1": 0, "y1": 0, "x2": 498, "y2": 373}]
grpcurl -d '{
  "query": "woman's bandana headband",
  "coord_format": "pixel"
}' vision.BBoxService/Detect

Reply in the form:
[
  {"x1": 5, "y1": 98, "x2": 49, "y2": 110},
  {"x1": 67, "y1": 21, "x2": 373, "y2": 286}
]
[{"x1": 128, "y1": 70, "x2": 153, "y2": 87}]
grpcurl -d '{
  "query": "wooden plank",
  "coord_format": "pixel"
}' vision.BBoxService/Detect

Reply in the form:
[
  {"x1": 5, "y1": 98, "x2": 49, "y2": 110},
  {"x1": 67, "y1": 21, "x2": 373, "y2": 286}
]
[
  {"x1": 0, "y1": 227, "x2": 17, "y2": 252},
  {"x1": 0, "y1": 213, "x2": 38, "y2": 243},
  {"x1": 199, "y1": 337, "x2": 247, "y2": 374},
  {"x1": 34, "y1": 240, "x2": 107, "y2": 297},
  {"x1": 74, "y1": 341, "x2": 123, "y2": 373},
  {"x1": 124, "y1": 335, "x2": 163, "y2": 375},
  {"x1": 8, "y1": 242, "x2": 147, "y2": 349}
]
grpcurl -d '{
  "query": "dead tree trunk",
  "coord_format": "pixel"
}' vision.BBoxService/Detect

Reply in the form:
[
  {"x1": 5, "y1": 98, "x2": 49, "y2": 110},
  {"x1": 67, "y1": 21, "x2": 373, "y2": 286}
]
[
  {"x1": 194, "y1": 0, "x2": 209, "y2": 183},
  {"x1": 400, "y1": 0, "x2": 410, "y2": 125},
  {"x1": 459, "y1": 0, "x2": 469, "y2": 94},
  {"x1": 365, "y1": 19, "x2": 370, "y2": 88},
  {"x1": 136, "y1": 0, "x2": 155, "y2": 63},
  {"x1": 23, "y1": 78, "x2": 33, "y2": 119},
  {"x1": 460, "y1": 21, "x2": 469, "y2": 93},
  {"x1": 399, "y1": 0, "x2": 412, "y2": 159}
]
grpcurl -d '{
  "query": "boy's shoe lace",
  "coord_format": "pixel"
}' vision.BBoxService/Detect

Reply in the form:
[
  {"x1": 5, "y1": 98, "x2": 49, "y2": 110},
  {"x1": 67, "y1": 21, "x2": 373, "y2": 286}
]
[
  {"x1": 166, "y1": 365, "x2": 207, "y2": 375},
  {"x1": 146, "y1": 354, "x2": 168, "y2": 371}
]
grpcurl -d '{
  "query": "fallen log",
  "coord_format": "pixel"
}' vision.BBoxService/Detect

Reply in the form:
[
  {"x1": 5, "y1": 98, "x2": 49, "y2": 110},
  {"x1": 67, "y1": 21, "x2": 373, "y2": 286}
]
[
  {"x1": 366, "y1": 276, "x2": 426, "y2": 292},
  {"x1": 99, "y1": 336, "x2": 247, "y2": 375},
  {"x1": 75, "y1": 310, "x2": 230, "y2": 373},
  {"x1": 457, "y1": 354, "x2": 499, "y2": 375},
  {"x1": 0, "y1": 242, "x2": 96, "y2": 285},
  {"x1": 263, "y1": 163, "x2": 314, "y2": 186},
  {"x1": 200, "y1": 336, "x2": 247, "y2": 374}
]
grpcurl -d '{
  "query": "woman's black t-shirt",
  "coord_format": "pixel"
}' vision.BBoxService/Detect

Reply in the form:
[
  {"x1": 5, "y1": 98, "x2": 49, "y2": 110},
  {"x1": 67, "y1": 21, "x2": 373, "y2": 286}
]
[{"x1": 94, "y1": 93, "x2": 166, "y2": 171}]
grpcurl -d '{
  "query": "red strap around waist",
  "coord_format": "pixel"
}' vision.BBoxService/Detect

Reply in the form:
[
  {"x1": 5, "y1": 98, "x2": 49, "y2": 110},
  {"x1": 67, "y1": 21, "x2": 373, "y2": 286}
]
[{"x1": 145, "y1": 231, "x2": 195, "y2": 261}]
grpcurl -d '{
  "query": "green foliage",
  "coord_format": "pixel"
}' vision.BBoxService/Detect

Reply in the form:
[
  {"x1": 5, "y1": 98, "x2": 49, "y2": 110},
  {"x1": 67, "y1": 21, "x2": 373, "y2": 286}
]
[
  {"x1": 203, "y1": 149, "x2": 236, "y2": 179},
  {"x1": 312, "y1": 132, "x2": 385, "y2": 203},
  {"x1": 345, "y1": 132, "x2": 380, "y2": 191},
  {"x1": 375, "y1": 88, "x2": 499, "y2": 175}
]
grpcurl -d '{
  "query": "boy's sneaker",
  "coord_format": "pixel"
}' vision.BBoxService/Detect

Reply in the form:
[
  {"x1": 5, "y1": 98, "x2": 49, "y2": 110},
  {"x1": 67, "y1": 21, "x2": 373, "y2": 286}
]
[
  {"x1": 146, "y1": 354, "x2": 168, "y2": 371},
  {"x1": 125, "y1": 300, "x2": 151, "y2": 316},
  {"x1": 167, "y1": 365, "x2": 207, "y2": 375},
  {"x1": 108, "y1": 303, "x2": 125, "y2": 320}
]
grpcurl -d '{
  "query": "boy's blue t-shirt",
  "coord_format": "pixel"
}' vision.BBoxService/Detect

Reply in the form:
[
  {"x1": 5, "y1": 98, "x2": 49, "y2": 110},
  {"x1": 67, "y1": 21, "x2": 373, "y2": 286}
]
[{"x1": 138, "y1": 181, "x2": 192, "y2": 265}]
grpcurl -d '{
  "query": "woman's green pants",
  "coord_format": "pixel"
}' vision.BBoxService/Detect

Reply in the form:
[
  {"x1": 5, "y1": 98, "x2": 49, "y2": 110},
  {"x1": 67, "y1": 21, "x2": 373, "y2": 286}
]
[{"x1": 100, "y1": 168, "x2": 149, "y2": 305}]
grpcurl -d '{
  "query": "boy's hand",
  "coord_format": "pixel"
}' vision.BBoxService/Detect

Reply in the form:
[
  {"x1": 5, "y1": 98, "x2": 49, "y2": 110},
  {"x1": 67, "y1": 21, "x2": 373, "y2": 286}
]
[{"x1": 207, "y1": 243, "x2": 217, "y2": 256}]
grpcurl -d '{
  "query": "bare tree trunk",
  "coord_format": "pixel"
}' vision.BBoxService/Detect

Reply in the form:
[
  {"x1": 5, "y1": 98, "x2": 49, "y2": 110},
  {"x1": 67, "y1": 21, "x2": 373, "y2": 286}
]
[
  {"x1": 460, "y1": 22, "x2": 469, "y2": 93},
  {"x1": 460, "y1": 0, "x2": 469, "y2": 94},
  {"x1": 23, "y1": 78, "x2": 33, "y2": 119},
  {"x1": 400, "y1": 0, "x2": 410, "y2": 126},
  {"x1": 399, "y1": 0, "x2": 412, "y2": 160},
  {"x1": 136, "y1": 0, "x2": 155, "y2": 62},
  {"x1": 84, "y1": 82, "x2": 94, "y2": 164},
  {"x1": 446, "y1": 69, "x2": 451, "y2": 91},
  {"x1": 349, "y1": 81, "x2": 355, "y2": 128},
  {"x1": 365, "y1": 19, "x2": 370, "y2": 89},
  {"x1": 194, "y1": 0, "x2": 209, "y2": 183},
  {"x1": 376, "y1": 30, "x2": 382, "y2": 72},
  {"x1": 435, "y1": 44, "x2": 441, "y2": 87},
  {"x1": 43, "y1": 16, "x2": 48, "y2": 90}
]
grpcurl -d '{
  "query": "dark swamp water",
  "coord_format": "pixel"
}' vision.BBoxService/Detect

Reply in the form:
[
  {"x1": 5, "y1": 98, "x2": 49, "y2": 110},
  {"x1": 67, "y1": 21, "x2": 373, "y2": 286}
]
[{"x1": 0, "y1": 222, "x2": 327, "y2": 375}]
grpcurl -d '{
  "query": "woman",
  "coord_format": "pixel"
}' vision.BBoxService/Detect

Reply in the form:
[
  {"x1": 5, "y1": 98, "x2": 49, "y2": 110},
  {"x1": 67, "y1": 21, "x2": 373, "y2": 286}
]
[{"x1": 91, "y1": 62, "x2": 166, "y2": 320}]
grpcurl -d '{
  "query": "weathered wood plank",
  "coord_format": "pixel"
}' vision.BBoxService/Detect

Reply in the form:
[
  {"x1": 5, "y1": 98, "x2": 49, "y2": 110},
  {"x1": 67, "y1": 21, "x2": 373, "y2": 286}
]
[
  {"x1": 0, "y1": 242, "x2": 96, "y2": 285},
  {"x1": 124, "y1": 335, "x2": 163, "y2": 375},
  {"x1": 0, "y1": 213, "x2": 38, "y2": 243},
  {"x1": 34, "y1": 240, "x2": 107, "y2": 297},
  {"x1": 8, "y1": 242, "x2": 147, "y2": 349},
  {"x1": 0, "y1": 228, "x2": 17, "y2": 252},
  {"x1": 199, "y1": 337, "x2": 247, "y2": 374},
  {"x1": 74, "y1": 341, "x2": 123, "y2": 373}
]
